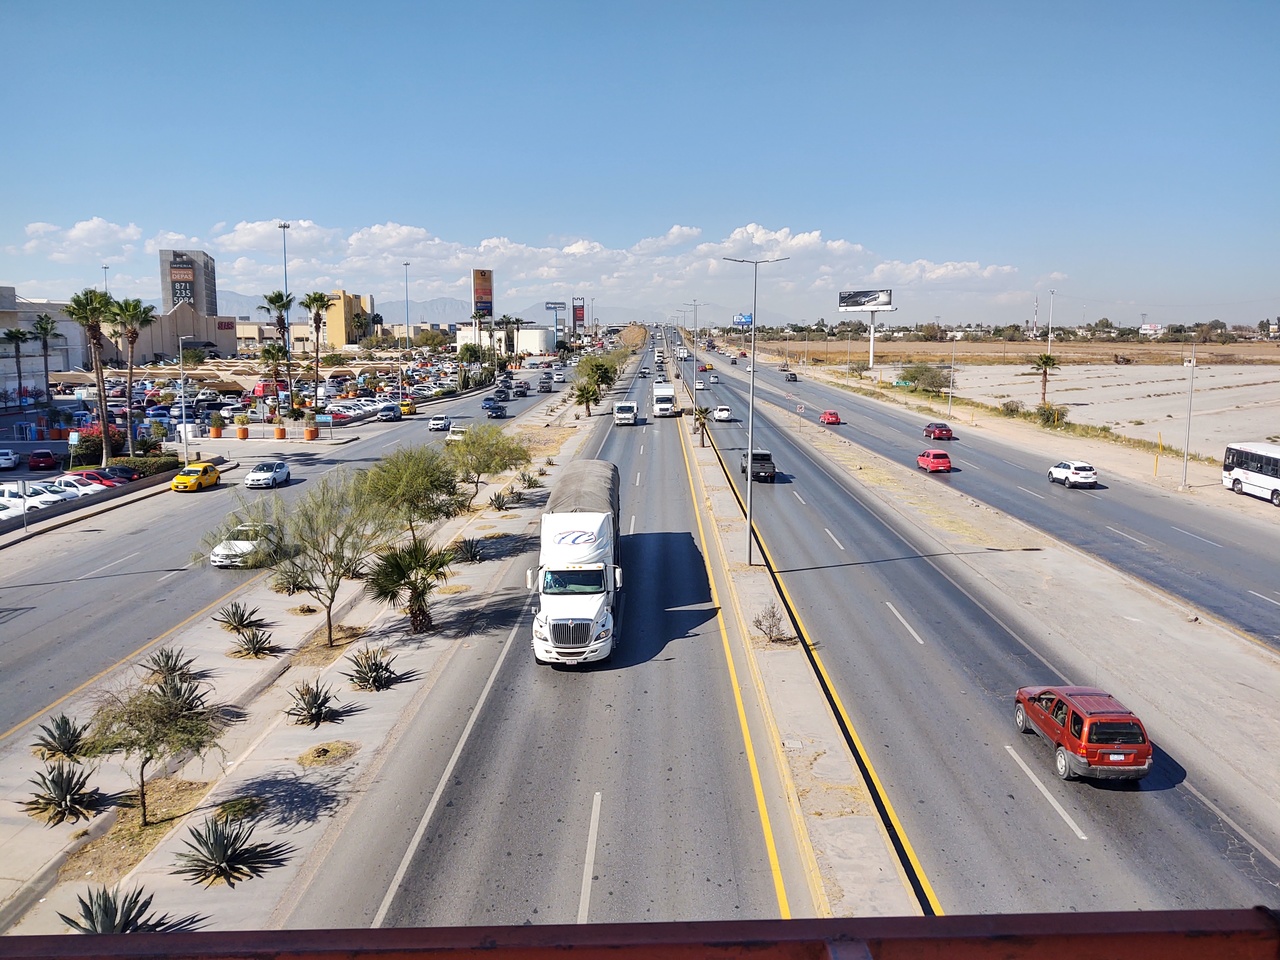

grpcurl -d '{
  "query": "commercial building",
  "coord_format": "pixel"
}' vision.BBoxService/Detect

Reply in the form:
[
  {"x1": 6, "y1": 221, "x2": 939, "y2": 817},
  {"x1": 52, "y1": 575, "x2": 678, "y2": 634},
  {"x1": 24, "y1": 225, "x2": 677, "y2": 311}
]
[
  {"x1": 0, "y1": 286, "x2": 86, "y2": 402},
  {"x1": 159, "y1": 249, "x2": 218, "y2": 316},
  {"x1": 455, "y1": 325, "x2": 556, "y2": 356}
]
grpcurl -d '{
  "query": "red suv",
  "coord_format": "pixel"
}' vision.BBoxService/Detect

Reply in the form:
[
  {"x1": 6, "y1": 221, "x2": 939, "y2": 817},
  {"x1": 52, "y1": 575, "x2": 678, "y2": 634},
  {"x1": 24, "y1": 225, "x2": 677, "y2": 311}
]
[{"x1": 1014, "y1": 685, "x2": 1153, "y2": 780}]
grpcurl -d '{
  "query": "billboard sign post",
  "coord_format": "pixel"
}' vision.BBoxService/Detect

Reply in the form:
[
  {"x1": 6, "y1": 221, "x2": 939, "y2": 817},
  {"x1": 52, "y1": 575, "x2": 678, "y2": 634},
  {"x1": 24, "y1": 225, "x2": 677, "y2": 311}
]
[
  {"x1": 545, "y1": 301, "x2": 567, "y2": 345},
  {"x1": 838, "y1": 290, "x2": 897, "y2": 368}
]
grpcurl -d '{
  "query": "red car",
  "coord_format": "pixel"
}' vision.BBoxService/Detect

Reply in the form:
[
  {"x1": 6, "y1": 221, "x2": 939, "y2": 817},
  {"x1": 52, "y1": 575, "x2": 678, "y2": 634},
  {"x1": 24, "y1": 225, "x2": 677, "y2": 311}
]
[
  {"x1": 923, "y1": 422, "x2": 953, "y2": 440},
  {"x1": 819, "y1": 410, "x2": 842, "y2": 425},
  {"x1": 1014, "y1": 685, "x2": 1153, "y2": 781},
  {"x1": 27, "y1": 449, "x2": 59, "y2": 470},
  {"x1": 64, "y1": 468, "x2": 128, "y2": 488},
  {"x1": 917, "y1": 450, "x2": 952, "y2": 473}
]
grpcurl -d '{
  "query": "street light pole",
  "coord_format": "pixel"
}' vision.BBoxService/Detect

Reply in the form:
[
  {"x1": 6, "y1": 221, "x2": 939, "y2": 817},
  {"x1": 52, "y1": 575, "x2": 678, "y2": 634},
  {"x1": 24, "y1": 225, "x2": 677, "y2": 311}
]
[
  {"x1": 1181, "y1": 340, "x2": 1197, "y2": 488},
  {"x1": 102, "y1": 265, "x2": 109, "y2": 294},
  {"x1": 178, "y1": 335, "x2": 194, "y2": 464},
  {"x1": 723, "y1": 256, "x2": 788, "y2": 567},
  {"x1": 947, "y1": 337, "x2": 956, "y2": 416},
  {"x1": 685, "y1": 299, "x2": 703, "y2": 367},
  {"x1": 1047, "y1": 288, "x2": 1056, "y2": 355}
]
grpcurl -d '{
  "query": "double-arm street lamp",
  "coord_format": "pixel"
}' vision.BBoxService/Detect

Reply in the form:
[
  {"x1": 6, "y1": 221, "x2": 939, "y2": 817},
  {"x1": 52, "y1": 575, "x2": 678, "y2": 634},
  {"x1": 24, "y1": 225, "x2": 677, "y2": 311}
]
[{"x1": 723, "y1": 256, "x2": 789, "y2": 566}]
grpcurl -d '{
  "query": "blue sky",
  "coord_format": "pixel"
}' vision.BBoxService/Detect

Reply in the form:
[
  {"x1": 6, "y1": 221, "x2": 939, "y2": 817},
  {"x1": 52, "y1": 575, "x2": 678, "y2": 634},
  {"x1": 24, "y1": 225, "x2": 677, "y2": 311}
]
[{"x1": 2, "y1": 1, "x2": 1276, "y2": 330}]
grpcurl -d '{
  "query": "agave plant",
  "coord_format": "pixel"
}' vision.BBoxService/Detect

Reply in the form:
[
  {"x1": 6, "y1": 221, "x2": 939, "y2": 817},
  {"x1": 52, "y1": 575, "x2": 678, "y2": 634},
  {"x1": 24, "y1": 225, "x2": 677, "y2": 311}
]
[
  {"x1": 342, "y1": 646, "x2": 399, "y2": 692},
  {"x1": 454, "y1": 537, "x2": 482, "y2": 563},
  {"x1": 508, "y1": 489, "x2": 525, "y2": 504},
  {"x1": 142, "y1": 646, "x2": 197, "y2": 682},
  {"x1": 518, "y1": 470, "x2": 543, "y2": 489},
  {"x1": 270, "y1": 566, "x2": 311, "y2": 596},
  {"x1": 32, "y1": 714, "x2": 90, "y2": 762},
  {"x1": 537, "y1": 466, "x2": 548, "y2": 476},
  {"x1": 59, "y1": 885, "x2": 204, "y2": 934},
  {"x1": 544, "y1": 456, "x2": 556, "y2": 467},
  {"x1": 172, "y1": 816, "x2": 291, "y2": 888},
  {"x1": 211, "y1": 601, "x2": 268, "y2": 634},
  {"x1": 23, "y1": 762, "x2": 98, "y2": 826},
  {"x1": 487, "y1": 491, "x2": 509, "y2": 511},
  {"x1": 231, "y1": 627, "x2": 277, "y2": 658},
  {"x1": 148, "y1": 673, "x2": 208, "y2": 714},
  {"x1": 285, "y1": 682, "x2": 338, "y2": 727}
]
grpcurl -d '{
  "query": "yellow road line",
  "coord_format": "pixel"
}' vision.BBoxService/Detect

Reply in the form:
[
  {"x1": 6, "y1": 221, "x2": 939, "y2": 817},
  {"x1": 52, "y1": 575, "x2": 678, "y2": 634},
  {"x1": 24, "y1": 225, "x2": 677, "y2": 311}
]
[
  {"x1": 0, "y1": 570, "x2": 269, "y2": 745},
  {"x1": 676, "y1": 417, "x2": 791, "y2": 918}
]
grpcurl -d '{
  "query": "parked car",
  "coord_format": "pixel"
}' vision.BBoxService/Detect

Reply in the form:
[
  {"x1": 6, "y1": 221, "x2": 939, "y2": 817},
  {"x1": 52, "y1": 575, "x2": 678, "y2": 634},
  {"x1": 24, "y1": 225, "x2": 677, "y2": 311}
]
[
  {"x1": 48, "y1": 475, "x2": 109, "y2": 497},
  {"x1": 63, "y1": 468, "x2": 128, "y2": 488},
  {"x1": 0, "y1": 449, "x2": 19, "y2": 470},
  {"x1": 170, "y1": 462, "x2": 221, "y2": 492},
  {"x1": 713, "y1": 405, "x2": 732, "y2": 422},
  {"x1": 917, "y1": 450, "x2": 952, "y2": 473},
  {"x1": 243, "y1": 460, "x2": 291, "y2": 489},
  {"x1": 923, "y1": 422, "x2": 954, "y2": 440},
  {"x1": 1048, "y1": 460, "x2": 1098, "y2": 488},
  {"x1": 1014, "y1": 685, "x2": 1153, "y2": 781},
  {"x1": 210, "y1": 523, "x2": 281, "y2": 569},
  {"x1": 99, "y1": 465, "x2": 143, "y2": 482},
  {"x1": 819, "y1": 410, "x2": 842, "y2": 425},
  {"x1": 26, "y1": 449, "x2": 59, "y2": 470},
  {"x1": 12, "y1": 481, "x2": 77, "y2": 503},
  {"x1": 427, "y1": 415, "x2": 452, "y2": 431},
  {"x1": 0, "y1": 486, "x2": 61, "y2": 511}
]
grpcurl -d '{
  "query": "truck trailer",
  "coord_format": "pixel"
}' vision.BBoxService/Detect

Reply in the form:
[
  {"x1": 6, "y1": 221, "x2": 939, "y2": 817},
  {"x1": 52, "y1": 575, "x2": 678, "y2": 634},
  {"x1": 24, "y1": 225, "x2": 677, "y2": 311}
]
[{"x1": 527, "y1": 459, "x2": 622, "y2": 665}]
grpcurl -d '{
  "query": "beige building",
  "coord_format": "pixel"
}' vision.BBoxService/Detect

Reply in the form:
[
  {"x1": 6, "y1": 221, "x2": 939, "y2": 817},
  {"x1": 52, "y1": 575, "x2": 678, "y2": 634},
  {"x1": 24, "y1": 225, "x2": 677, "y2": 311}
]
[
  {"x1": 0, "y1": 286, "x2": 88, "y2": 401},
  {"x1": 100, "y1": 301, "x2": 239, "y2": 364}
]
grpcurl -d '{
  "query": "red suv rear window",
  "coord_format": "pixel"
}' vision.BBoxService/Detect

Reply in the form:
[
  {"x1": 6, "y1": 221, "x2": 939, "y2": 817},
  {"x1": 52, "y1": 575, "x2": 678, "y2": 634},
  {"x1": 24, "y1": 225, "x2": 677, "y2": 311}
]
[{"x1": 1088, "y1": 721, "x2": 1146, "y2": 744}]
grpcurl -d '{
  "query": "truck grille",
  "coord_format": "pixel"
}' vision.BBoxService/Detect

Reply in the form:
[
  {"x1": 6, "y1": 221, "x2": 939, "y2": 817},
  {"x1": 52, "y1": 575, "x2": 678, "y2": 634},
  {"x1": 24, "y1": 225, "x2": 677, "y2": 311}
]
[{"x1": 550, "y1": 620, "x2": 593, "y2": 647}]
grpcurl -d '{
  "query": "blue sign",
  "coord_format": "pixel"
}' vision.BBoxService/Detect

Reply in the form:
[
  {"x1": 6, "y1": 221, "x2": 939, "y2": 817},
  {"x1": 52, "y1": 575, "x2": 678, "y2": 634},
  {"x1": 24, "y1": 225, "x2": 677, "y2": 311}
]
[
  {"x1": 315, "y1": 415, "x2": 333, "y2": 424},
  {"x1": 733, "y1": 313, "x2": 753, "y2": 327}
]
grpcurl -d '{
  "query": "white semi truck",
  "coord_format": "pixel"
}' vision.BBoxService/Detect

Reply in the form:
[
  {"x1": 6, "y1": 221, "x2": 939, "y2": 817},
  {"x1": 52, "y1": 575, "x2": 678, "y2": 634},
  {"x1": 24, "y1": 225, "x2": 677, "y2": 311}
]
[
  {"x1": 527, "y1": 459, "x2": 622, "y2": 665},
  {"x1": 652, "y1": 382, "x2": 677, "y2": 417}
]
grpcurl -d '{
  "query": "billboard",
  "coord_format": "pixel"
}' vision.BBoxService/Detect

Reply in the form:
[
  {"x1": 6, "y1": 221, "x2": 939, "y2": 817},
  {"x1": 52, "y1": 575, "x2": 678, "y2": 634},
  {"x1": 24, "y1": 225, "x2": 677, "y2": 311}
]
[
  {"x1": 732, "y1": 313, "x2": 753, "y2": 327},
  {"x1": 838, "y1": 289, "x2": 893, "y2": 311},
  {"x1": 170, "y1": 254, "x2": 195, "y2": 306},
  {"x1": 572, "y1": 298, "x2": 585, "y2": 329},
  {"x1": 471, "y1": 269, "x2": 493, "y2": 318}
]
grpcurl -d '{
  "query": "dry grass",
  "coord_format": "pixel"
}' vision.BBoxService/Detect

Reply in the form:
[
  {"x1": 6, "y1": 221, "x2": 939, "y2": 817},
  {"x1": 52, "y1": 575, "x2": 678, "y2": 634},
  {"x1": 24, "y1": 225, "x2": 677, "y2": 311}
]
[
  {"x1": 292, "y1": 623, "x2": 366, "y2": 667},
  {"x1": 514, "y1": 425, "x2": 576, "y2": 461},
  {"x1": 297, "y1": 740, "x2": 358, "y2": 768},
  {"x1": 288, "y1": 604, "x2": 318, "y2": 616},
  {"x1": 762, "y1": 338, "x2": 1280, "y2": 368},
  {"x1": 436, "y1": 584, "x2": 472, "y2": 595},
  {"x1": 58, "y1": 779, "x2": 211, "y2": 886}
]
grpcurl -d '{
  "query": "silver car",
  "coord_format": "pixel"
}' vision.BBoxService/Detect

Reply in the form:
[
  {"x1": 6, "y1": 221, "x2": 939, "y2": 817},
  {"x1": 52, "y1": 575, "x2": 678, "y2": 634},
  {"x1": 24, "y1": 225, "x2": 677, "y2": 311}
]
[{"x1": 243, "y1": 460, "x2": 291, "y2": 489}]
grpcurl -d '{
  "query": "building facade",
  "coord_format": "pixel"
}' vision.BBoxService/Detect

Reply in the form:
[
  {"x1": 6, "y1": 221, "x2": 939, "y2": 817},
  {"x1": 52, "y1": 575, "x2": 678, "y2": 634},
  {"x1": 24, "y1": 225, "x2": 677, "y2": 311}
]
[
  {"x1": 160, "y1": 249, "x2": 218, "y2": 316},
  {"x1": 0, "y1": 286, "x2": 87, "y2": 402}
]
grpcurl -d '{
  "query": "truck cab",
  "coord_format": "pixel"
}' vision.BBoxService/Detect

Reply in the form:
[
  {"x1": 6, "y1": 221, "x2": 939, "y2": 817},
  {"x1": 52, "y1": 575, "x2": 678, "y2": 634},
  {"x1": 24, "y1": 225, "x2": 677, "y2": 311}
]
[{"x1": 612, "y1": 401, "x2": 638, "y2": 426}]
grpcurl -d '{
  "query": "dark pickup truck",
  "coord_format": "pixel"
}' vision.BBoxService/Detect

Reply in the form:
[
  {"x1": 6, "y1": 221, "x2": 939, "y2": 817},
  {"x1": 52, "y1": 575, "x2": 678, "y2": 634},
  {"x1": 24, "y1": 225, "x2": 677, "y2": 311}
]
[{"x1": 740, "y1": 449, "x2": 776, "y2": 482}]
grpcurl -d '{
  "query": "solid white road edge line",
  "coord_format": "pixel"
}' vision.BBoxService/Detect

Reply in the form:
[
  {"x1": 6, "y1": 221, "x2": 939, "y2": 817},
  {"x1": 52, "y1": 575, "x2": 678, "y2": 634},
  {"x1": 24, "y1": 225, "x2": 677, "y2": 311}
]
[
  {"x1": 1105, "y1": 525, "x2": 1148, "y2": 546},
  {"x1": 371, "y1": 595, "x2": 533, "y2": 928},
  {"x1": 1182, "y1": 780, "x2": 1280, "y2": 873},
  {"x1": 1003, "y1": 745, "x2": 1088, "y2": 840},
  {"x1": 577, "y1": 791, "x2": 604, "y2": 923},
  {"x1": 885, "y1": 601, "x2": 925, "y2": 645}
]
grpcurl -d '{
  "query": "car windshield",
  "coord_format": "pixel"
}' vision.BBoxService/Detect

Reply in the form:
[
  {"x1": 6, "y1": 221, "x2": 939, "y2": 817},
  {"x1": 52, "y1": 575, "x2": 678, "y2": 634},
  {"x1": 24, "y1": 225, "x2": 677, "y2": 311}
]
[
  {"x1": 542, "y1": 569, "x2": 606, "y2": 595},
  {"x1": 1088, "y1": 721, "x2": 1146, "y2": 744},
  {"x1": 178, "y1": 468, "x2": 203, "y2": 477}
]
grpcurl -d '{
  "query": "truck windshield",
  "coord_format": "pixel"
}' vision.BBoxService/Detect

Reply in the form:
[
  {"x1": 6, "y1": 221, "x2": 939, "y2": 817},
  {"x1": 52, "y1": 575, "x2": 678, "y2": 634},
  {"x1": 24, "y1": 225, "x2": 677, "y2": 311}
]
[{"x1": 543, "y1": 569, "x2": 606, "y2": 595}]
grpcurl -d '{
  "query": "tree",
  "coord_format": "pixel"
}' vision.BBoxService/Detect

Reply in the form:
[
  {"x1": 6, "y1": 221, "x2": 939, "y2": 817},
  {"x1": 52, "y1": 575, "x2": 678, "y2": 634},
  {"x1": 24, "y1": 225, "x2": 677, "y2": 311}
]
[
  {"x1": 65, "y1": 289, "x2": 115, "y2": 465},
  {"x1": 351, "y1": 313, "x2": 370, "y2": 343},
  {"x1": 2, "y1": 327, "x2": 33, "y2": 413},
  {"x1": 691, "y1": 406, "x2": 711, "y2": 447},
  {"x1": 444, "y1": 424, "x2": 531, "y2": 507},
  {"x1": 363, "y1": 541, "x2": 455, "y2": 632},
  {"x1": 1030, "y1": 353, "x2": 1059, "y2": 406},
  {"x1": 259, "y1": 342, "x2": 288, "y2": 388},
  {"x1": 901, "y1": 363, "x2": 950, "y2": 393},
  {"x1": 88, "y1": 666, "x2": 223, "y2": 827},
  {"x1": 571, "y1": 380, "x2": 600, "y2": 417},
  {"x1": 360, "y1": 445, "x2": 465, "y2": 546},
  {"x1": 31, "y1": 313, "x2": 63, "y2": 415},
  {"x1": 257, "y1": 291, "x2": 296, "y2": 410},
  {"x1": 299, "y1": 292, "x2": 335, "y2": 406},
  {"x1": 576, "y1": 355, "x2": 617, "y2": 391},
  {"x1": 275, "y1": 471, "x2": 388, "y2": 646},
  {"x1": 107, "y1": 299, "x2": 157, "y2": 455},
  {"x1": 457, "y1": 343, "x2": 482, "y2": 364}
]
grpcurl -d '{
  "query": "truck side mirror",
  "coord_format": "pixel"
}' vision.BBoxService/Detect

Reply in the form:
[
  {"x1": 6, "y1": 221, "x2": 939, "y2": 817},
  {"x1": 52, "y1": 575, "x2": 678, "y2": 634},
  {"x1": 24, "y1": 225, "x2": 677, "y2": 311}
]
[
  {"x1": 525, "y1": 568, "x2": 534, "y2": 590},
  {"x1": 613, "y1": 566, "x2": 623, "y2": 589}
]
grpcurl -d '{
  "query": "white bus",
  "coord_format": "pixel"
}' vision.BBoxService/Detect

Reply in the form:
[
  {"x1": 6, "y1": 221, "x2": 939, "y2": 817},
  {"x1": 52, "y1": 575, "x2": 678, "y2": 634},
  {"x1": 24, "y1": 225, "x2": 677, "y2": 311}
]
[{"x1": 1222, "y1": 441, "x2": 1280, "y2": 507}]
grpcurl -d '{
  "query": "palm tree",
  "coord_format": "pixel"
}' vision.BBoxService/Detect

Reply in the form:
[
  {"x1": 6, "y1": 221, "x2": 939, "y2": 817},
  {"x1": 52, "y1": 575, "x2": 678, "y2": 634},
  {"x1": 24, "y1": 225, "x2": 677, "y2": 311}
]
[
  {"x1": 571, "y1": 380, "x2": 600, "y2": 417},
  {"x1": 692, "y1": 406, "x2": 711, "y2": 447},
  {"x1": 257, "y1": 291, "x2": 295, "y2": 410},
  {"x1": 363, "y1": 542, "x2": 454, "y2": 633},
  {"x1": 107, "y1": 298, "x2": 157, "y2": 455},
  {"x1": 259, "y1": 342, "x2": 288, "y2": 388},
  {"x1": 299, "y1": 292, "x2": 334, "y2": 406},
  {"x1": 64, "y1": 289, "x2": 115, "y2": 464},
  {"x1": 497, "y1": 314, "x2": 517, "y2": 356},
  {"x1": 2, "y1": 328, "x2": 33, "y2": 415},
  {"x1": 1030, "y1": 353, "x2": 1059, "y2": 406},
  {"x1": 31, "y1": 313, "x2": 63, "y2": 415},
  {"x1": 351, "y1": 312, "x2": 370, "y2": 344}
]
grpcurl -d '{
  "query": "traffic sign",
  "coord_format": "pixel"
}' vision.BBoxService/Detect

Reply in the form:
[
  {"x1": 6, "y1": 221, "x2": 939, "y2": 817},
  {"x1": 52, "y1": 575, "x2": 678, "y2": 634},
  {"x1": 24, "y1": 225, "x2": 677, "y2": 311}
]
[
  {"x1": 315, "y1": 415, "x2": 333, "y2": 425},
  {"x1": 796, "y1": 404, "x2": 805, "y2": 414}
]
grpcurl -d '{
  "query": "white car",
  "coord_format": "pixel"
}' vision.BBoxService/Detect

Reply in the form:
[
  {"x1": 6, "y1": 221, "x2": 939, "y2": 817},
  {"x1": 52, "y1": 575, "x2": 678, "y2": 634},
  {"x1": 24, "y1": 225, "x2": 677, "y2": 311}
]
[
  {"x1": 243, "y1": 460, "x2": 291, "y2": 489},
  {"x1": 0, "y1": 485, "x2": 64, "y2": 510},
  {"x1": 210, "y1": 523, "x2": 281, "y2": 569},
  {"x1": 552, "y1": 372, "x2": 566, "y2": 383},
  {"x1": 444, "y1": 424, "x2": 468, "y2": 444},
  {"x1": 47, "y1": 475, "x2": 109, "y2": 497},
  {"x1": 0, "y1": 449, "x2": 20, "y2": 469},
  {"x1": 708, "y1": 374, "x2": 720, "y2": 384},
  {"x1": 20, "y1": 481, "x2": 78, "y2": 503},
  {"x1": 695, "y1": 379, "x2": 706, "y2": 390},
  {"x1": 713, "y1": 405, "x2": 732, "y2": 422},
  {"x1": 428, "y1": 415, "x2": 452, "y2": 431},
  {"x1": 1047, "y1": 460, "x2": 1098, "y2": 488}
]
